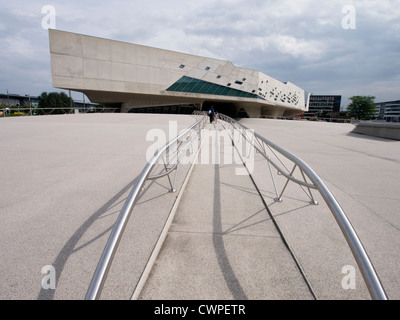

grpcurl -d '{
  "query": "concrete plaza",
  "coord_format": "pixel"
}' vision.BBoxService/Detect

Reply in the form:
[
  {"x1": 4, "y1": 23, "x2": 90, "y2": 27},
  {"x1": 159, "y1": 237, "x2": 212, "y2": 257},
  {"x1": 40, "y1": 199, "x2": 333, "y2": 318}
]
[{"x1": 0, "y1": 114, "x2": 399, "y2": 299}]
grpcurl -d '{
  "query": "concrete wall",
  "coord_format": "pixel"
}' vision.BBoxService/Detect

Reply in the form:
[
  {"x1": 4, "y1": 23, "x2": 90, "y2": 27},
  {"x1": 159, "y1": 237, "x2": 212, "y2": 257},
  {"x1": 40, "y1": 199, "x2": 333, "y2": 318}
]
[
  {"x1": 352, "y1": 122, "x2": 400, "y2": 140},
  {"x1": 49, "y1": 29, "x2": 308, "y2": 117}
]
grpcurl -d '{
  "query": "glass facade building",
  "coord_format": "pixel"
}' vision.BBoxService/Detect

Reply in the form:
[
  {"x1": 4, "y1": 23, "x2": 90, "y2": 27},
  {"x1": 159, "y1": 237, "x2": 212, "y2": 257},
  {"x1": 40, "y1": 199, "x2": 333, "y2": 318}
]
[
  {"x1": 375, "y1": 100, "x2": 400, "y2": 122},
  {"x1": 305, "y1": 95, "x2": 342, "y2": 117},
  {"x1": 166, "y1": 76, "x2": 264, "y2": 100}
]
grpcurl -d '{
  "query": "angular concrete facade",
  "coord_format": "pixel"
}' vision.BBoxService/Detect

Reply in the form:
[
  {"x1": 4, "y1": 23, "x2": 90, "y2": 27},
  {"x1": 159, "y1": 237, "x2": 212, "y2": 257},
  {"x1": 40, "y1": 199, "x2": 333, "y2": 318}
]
[{"x1": 49, "y1": 29, "x2": 310, "y2": 117}]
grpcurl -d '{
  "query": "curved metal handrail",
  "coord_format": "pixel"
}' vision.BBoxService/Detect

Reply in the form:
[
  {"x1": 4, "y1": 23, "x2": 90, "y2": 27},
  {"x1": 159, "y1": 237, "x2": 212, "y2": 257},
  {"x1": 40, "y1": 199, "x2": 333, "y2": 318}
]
[
  {"x1": 86, "y1": 111, "x2": 387, "y2": 300},
  {"x1": 218, "y1": 113, "x2": 387, "y2": 300},
  {"x1": 85, "y1": 115, "x2": 206, "y2": 300}
]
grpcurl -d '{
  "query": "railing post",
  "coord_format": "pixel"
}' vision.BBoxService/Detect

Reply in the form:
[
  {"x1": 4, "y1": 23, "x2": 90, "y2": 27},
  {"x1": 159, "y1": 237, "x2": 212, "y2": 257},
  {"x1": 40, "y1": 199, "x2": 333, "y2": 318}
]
[
  {"x1": 85, "y1": 116, "x2": 205, "y2": 300},
  {"x1": 218, "y1": 114, "x2": 388, "y2": 300}
]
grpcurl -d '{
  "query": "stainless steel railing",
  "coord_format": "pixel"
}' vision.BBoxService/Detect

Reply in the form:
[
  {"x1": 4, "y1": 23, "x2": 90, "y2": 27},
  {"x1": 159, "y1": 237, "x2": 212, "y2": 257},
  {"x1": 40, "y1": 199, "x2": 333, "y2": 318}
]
[
  {"x1": 86, "y1": 110, "x2": 386, "y2": 300},
  {"x1": 217, "y1": 113, "x2": 387, "y2": 300},
  {"x1": 85, "y1": 115, "x2": 207, "y2": 300}
]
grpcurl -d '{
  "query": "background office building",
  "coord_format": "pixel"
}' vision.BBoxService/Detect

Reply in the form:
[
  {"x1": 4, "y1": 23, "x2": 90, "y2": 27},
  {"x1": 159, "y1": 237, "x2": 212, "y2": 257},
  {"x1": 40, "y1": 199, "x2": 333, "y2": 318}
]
[
  {"x1": 304, "y1": 95, "x2": 342, "y2": 117},
  {"x1": 0, "y1": 92, "x2": 99, "y2": 114},
  {"x1": 375, "y1": 100, "x2": 400, "y2": 122},
  {"x1": 0, "y1": 93, "x2": 39, "y2": 108}
]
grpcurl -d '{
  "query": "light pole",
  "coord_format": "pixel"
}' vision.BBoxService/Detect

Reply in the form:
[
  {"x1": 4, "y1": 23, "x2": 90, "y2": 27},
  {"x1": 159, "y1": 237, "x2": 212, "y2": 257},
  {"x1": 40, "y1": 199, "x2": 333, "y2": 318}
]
[
  {"x1": 26, "y1": 95, "x2": 31, "y2": 116},
  {"x1": 69, "y1": 90, "x2": 73, "y2": 113}
]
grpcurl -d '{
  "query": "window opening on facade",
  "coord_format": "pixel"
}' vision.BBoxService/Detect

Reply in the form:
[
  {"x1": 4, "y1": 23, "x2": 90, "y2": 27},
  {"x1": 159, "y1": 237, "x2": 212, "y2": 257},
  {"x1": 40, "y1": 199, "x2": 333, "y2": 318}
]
[{"x1": 166, "y1": 76, "x2": 264, "y2": 100}]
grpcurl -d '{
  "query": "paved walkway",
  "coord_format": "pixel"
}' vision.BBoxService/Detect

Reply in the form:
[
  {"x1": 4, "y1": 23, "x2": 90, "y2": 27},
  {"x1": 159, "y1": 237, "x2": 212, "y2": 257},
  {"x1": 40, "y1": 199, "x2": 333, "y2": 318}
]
[
  {"x1": 1, "y1": 115, "x2": 398, "y2": 300},
  {"x1": 241, "y1": 118, "x2": 400, "y2": 300},
  {"x1": 137, "y1": 119, "x2": 400, "y2": 300},
  {"x1": 137, "y1": 122, "x2": 316, "y2": 299},
  {"x1": 0, "y1": 113, "x2": 197, "y2": 300}
]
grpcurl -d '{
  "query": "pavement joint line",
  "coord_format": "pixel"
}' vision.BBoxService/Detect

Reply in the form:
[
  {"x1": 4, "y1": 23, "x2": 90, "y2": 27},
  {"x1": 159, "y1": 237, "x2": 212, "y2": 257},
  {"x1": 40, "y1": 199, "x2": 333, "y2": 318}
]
[
  {"x1": 222, "y1": 119, "x2": 319, "y2": 300},
  {"x1": 130, "y1": 125, "x2": 207, "y2": 300},
  {"x1": 168, "y1": 229, "x2": 282, "y2": 239}
]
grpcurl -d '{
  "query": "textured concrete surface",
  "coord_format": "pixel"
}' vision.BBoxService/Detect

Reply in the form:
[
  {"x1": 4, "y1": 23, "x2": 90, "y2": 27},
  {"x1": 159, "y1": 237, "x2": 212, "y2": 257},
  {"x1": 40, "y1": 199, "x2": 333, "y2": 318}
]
[
  {"x1": 1, "y1": 115, "x2": 398, "y2": 300},
  {"x1": 138, "y1": 122, "x2": 315, "y2": 300},
  {"x1": 138, "y1": 119, "x2": 399, "y2": 300},
  {"x1": 239, "y1": 119, "x2": 400, "y2": 299},
  {"x1": 49, "y1": 29, "x2": 308, "y2": 117},
  {"x1": 352, "y1": 122, "x2": 400, "y2": 140},
  {"x1": 0, "y1": 113, "x2": 197, "y2": 300}
]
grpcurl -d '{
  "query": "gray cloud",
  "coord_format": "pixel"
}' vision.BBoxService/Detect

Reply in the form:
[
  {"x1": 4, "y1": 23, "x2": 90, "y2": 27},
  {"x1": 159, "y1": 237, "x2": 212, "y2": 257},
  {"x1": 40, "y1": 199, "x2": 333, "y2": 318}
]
[{"x1": 0, "y1": 0, "x2": 399, "y2": 106}]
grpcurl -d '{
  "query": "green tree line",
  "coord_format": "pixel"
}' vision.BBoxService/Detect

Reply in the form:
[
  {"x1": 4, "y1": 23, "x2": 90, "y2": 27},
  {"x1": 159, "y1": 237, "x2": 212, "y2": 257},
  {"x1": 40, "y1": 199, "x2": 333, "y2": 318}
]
[
  {"x1": 347, "y1": 96, "x2": 377, "y2": 120},
  {"x1": 37, "y1": 92, "x2": 74, "y2": 115}
]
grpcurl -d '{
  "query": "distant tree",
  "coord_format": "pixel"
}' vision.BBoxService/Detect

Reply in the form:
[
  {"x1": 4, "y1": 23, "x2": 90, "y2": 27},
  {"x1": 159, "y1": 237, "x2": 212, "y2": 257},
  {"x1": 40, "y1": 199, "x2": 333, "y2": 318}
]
[
  {"x1": 38, "y1": 92, "x2": 74, "y2": 115},
  {"x1": 347, "y1": 96, "x2": 377, "y2": 120}
]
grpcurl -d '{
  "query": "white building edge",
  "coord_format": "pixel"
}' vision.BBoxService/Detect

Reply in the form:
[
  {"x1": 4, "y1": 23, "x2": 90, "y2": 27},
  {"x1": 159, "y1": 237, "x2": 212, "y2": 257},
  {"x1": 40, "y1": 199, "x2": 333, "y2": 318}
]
[{"x1": 49, "y1": 29, "x2": 310, "y2": 118}]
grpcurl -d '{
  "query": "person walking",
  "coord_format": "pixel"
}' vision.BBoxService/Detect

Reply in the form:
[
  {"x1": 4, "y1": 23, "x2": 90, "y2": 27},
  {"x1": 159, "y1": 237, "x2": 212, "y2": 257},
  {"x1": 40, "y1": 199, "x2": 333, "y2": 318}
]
[{"x1": 208, "y1": 107, "x2": 215, "y2": 123}]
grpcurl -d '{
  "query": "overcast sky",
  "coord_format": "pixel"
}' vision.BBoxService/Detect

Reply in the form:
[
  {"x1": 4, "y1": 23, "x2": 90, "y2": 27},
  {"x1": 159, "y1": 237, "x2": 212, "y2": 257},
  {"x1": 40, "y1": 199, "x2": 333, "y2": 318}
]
[{"x1": 1, "y1": 0, "x2": 399, "y2": 108}]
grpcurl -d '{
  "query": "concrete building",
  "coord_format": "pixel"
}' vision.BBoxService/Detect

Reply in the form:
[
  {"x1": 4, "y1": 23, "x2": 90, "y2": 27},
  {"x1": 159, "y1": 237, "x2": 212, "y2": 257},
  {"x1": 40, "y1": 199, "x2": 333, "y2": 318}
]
[
  {"x1": 375, "y1": 100, "x2": 400, "y2": 122},
  {"x1": 0, "y1": 93, "x2": 39, "y2": 108},
  {"x1": 305, "y1": 95, "x2": 341, "y2": 117},
  {"x1": 49, "y1": 29, "x2": 310, "y2": 118},
  {"x1": 0, "y1": 92, "x2": 101, "y2": 114}
]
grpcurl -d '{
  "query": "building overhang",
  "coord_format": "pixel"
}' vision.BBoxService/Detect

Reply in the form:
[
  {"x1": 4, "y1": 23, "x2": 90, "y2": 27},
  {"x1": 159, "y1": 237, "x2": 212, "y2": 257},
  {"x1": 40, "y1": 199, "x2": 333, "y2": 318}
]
[{"x1": 49, "y1": 29, "x2": 309, "y2": 117}]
